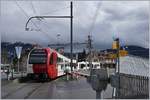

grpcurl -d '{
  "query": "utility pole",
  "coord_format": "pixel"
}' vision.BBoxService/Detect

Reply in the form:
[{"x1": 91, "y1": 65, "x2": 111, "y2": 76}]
[
  {"x1": 70, "y1": 1, "x2": 73, "y2": 72},
  {"x1": 87, "y1": 35, "x2": 92, "y2": 74},
  {"x1": 116, "y1": 38, "x2": 120, "y2": 73},
  {"x1": 116, "y1": 38, "x2": 120, "y2": 98},
  {"x1": 117, "y1": 38, "x2": 120, "y2": 98}
]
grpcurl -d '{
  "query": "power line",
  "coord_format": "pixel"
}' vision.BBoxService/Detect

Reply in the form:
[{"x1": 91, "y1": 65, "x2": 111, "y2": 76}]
[
  {"x1": 14, "y1": 0, "x2": 54, "y2": 42},
  {"x1": 24, "y1": 1, "x2": 71, "y2": 44},
  {"x1": 14, "y1": 0, "x2": 39, "y2": 30},
  {"x1": 42, "y1": 6, "x2": 70, "y2": 16},
  {"x1": 30, "y1": 1, "x2": 37, "y2": 14},
  {"x1": 38, "y1": 22, "x2": 56, "y2": 41},
  {"x1": 88, "y1": 2, "x2": 102, "y2": 36},
  {"x1": 40, "y1": 19, "x2": 52, "y2": 30},
  {"x1": 87, "y1": 2, "x2": 102, "y2": 51},
  {"x1": 39, "y1": 29, "x2": 55, "y2": 42},
  {"x1": 29, "y1": 1, "x2": 55, "y2": 42}
]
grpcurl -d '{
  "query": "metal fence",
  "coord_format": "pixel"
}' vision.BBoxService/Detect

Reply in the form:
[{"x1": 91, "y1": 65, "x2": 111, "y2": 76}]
[{"x1": 111, "y1": 73, "x2": 149, "y2": 99}]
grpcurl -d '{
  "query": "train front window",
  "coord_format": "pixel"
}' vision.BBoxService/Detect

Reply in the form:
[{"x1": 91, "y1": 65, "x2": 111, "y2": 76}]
[{"x1": 29, "y1": 49, "x2": 47, "y2": 64}]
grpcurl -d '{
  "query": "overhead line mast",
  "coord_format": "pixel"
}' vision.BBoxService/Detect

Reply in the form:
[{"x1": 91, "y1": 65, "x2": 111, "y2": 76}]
[{"x1": 70, "y1": 1, "x2": 73, "y2": 72}]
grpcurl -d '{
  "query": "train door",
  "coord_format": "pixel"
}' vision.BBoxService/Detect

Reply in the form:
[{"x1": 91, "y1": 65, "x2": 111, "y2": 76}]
[
  {"x1": 48, "y1": 52, "x2": 58, "y2": 79},
  {"x1": 53, "y1": 52, "x2": 58, "y2": 77}
]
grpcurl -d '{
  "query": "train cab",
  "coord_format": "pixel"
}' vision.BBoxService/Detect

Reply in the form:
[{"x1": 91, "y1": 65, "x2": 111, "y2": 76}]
[{"x1": 28, "y1": 48, "x2": 58, "y2": 79}]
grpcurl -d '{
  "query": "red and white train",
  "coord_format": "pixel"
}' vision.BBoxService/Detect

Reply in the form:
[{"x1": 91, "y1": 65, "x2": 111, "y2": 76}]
[{"x1": 27, "y1": 47, "x2": 76, "y2": 80}]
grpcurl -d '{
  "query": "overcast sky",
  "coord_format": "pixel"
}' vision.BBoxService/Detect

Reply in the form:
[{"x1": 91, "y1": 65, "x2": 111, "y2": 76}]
[{"x1": 0, "y1": 1, "x2": 149, "y2": 50}]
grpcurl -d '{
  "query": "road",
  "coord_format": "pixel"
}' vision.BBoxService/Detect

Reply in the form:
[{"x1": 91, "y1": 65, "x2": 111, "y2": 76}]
[{"x1": 1, "y1": 75, "x2": 113, "y2": 99}]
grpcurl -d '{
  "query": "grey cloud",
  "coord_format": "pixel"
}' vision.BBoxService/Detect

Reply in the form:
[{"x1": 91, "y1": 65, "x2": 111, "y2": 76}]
[{"x1": 1, "y1": 1, "x2": 149, "y2": 50}]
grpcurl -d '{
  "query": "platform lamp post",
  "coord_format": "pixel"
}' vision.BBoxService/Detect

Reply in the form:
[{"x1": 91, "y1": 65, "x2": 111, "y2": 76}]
[{"x1": 25, "y1": 2, "x2": 73, "y2": 74}]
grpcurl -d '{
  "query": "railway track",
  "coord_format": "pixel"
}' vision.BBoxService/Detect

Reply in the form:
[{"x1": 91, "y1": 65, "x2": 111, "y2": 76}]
[
  {"x1": 2, "y1": 79, "x2": 49, "y2": 99},
  {"x1": 2, "y1": 82, "x2": 30, "y2": 99},
  {"x1": 2, "y1": 75, "x2": 67, "y2": 99},
  {"x1": 24, "y1": 82, "x2": 47, "y2": 99}
]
